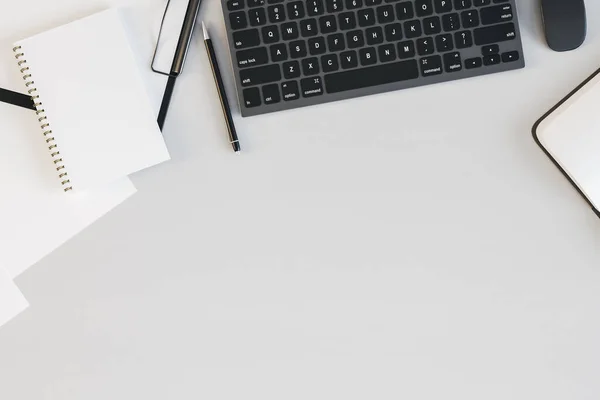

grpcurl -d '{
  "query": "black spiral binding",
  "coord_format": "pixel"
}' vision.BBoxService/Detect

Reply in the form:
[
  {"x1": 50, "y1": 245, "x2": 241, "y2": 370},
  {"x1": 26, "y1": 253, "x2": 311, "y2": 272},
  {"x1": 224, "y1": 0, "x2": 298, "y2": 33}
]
[{"x1": 13, "y1": 45, "x2": 73, "y2": 192}]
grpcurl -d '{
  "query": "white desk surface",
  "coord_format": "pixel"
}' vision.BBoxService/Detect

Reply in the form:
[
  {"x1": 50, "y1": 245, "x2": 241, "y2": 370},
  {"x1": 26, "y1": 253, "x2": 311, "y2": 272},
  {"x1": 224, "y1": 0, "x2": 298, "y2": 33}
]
[{"x1": 2, "y1": 0, "x2": 600, "y2": 399}]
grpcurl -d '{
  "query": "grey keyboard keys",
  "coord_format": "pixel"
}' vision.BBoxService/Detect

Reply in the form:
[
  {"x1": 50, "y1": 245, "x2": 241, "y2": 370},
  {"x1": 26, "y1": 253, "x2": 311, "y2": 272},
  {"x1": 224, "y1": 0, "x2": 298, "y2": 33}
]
[
  {"x1": 301, "y1": 76, "x2": 325, "y2": 97},
  {"x1": 325, "y1": 60, "x2": 418, "y2": 93},
  {"x1": 240, "y1": 64, "x2": 282, "y2": 86},
  {"x1": 233, "y1": 29, "x2": 261, "y2": 49},
  {"x1": 474, "y1": 22, "x2": 516, "y2": 45}
]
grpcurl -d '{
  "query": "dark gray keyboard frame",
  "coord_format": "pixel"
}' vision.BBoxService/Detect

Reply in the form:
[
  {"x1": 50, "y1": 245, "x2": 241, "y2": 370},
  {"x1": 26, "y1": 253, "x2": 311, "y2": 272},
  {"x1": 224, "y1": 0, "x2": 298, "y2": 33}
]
[{"x1": 222, "y1": 0, "x2": 525, "y2": 117}]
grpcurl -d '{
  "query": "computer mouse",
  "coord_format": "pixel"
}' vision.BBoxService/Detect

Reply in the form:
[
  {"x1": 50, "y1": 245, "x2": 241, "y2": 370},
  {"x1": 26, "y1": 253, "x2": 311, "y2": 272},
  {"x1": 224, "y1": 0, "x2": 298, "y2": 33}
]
[{"x1": 541, "y1": 0, "x2": 586, "y2": 52}]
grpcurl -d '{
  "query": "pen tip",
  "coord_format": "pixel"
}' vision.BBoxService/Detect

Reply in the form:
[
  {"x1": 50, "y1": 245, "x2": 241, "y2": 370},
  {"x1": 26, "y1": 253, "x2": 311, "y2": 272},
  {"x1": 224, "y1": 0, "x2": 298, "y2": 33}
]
[{"x1": 202, "y1": 21, "x2": 209, "y2": 40}]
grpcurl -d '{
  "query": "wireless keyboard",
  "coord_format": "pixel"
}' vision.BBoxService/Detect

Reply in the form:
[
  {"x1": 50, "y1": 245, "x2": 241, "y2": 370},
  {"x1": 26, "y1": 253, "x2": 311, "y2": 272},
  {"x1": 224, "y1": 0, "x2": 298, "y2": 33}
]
[{"x1": 222, "y1": 0, "x2": 525, "y2": 117}]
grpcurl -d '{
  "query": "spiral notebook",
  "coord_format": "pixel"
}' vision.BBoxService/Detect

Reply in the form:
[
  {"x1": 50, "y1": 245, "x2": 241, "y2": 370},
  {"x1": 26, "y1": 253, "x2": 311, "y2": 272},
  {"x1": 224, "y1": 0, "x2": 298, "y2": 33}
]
[{"x1": 12, "y1": 8, "x2": 170, "y2": 192}]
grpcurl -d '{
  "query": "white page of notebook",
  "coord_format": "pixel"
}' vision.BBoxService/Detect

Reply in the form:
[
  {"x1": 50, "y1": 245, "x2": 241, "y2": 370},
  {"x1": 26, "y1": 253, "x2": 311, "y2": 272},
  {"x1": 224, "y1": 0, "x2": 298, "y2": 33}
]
[
  {"x1": 14, "y1": 8, "x2": 170, "y2": 192},
  {"x1": 0, "y1": 267, "x2": 28, "y2": 329},
  {"x1": 0, "y1": 99, "x2": 137, "y2": 278},
  {"x1": 537, "y1": 73, "x2": 600, "y2": 210}
]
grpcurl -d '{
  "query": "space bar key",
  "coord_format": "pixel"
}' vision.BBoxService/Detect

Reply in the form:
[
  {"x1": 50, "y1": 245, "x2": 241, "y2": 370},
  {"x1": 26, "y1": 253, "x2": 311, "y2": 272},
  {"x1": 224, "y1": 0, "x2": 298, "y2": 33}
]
[{"x1": 324, "y1": 60, "x2": 419, "y2": 94}]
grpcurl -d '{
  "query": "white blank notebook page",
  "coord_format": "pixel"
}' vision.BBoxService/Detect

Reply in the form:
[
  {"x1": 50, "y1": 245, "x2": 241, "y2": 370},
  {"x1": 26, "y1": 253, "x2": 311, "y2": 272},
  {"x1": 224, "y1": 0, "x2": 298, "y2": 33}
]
[
  {"x1": 538, "y1": 74, "x2": 600, "y2": 210},
  {"x1": 15, "y1": 9, "x2": 170, "y2": 191}
]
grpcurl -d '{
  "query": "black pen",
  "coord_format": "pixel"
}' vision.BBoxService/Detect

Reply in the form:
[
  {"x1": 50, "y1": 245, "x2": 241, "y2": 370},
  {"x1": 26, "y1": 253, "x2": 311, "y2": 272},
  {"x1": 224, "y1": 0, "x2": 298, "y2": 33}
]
[
  {"x1": 202, "y1": 22, "x2": 240, "y2": 153},
  {"x1": 157, "y1": 0, "x2": 203, "y2": 131}
]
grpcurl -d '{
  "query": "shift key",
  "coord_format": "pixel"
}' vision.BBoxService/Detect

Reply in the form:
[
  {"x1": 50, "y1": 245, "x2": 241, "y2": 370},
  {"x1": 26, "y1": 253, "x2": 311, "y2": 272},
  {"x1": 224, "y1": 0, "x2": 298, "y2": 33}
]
[
  {"x1": 474, "y1": 23, "x2": 516, "y2": 46},
  {"x1": 240, "y1": 64, "x2": 282, "y2": 86}
]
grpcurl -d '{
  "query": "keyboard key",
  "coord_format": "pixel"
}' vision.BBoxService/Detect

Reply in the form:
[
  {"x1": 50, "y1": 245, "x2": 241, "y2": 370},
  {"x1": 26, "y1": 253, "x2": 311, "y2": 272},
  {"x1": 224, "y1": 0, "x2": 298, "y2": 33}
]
[
  {"x1": 262, "y1": 25, "x2": 280, "y2": 43},
  {"x1": 453, "y1": 0, "x2": 471, "y2": 10},
  {"x1": 233, "y1": 28, "x2": 261, "y2": 48},
  {"x1": 474, "y1": 0, "x2": 491, "y2": 5},
  {"x1": 417, "y1": 37, "x2": 435, "y2": 55},
  {"x1": 346, "y1": 0, "x2": 363, "y2": 9},
  {"x1": 404, "y1": 20, "x2": 422, "y2": 38},
  {"x1": 237, "y1": 47, "x2": 269, "y2": 68},
  {"x1": 240, "y1": 64, "x2": 282, "y2": 86},
  {"x1": 483, "y1": 54, "x2": 501, "y2": 65},
  {"x1": 347, "y1": 30, "x2": 365, "y2": 48},
  {"x1": 338, "y1": 12, "x2": 356, "y2": 29},
  {"x1": 482, "y1": 44, "x2": 499, "y2": 55},
  {"x1": 301, "y1": 76, "x2": 324, "y2": 97},
  {"x1": 321, "y1": 53, "x2": 340, "y2": 71},
  {"x1": 249, "y1": 8, "x2": 267, "y2": 26},
  {"x1": 301, "y1": 18, "x2": 319, "y2": 36},
  {"x1": 287, "y1": 2, "x2": 306, "y2": 19},
  {"x1": 455, "y1": 30, "x2": 473, "y2": 48},
  {"x1": 281, "y1": 80, "x2": 300, "y2": 101},
  {"x1": 230, "y1": 12, "x2": 248, "y2": 29},
  {"x1": 283, "y1": 60, "x2": 301, "y2": 78},
  {"x1": 281, "y1": 22, "x2": 300, "y2": 40},
  {"x1": 423, "y1": 16, "x2": 441, "y2": 35},
  {"x1": 378, "y1": 43, "x2": 397, "y2": 62},
  {"x1": 443, "y1": 51, "x2": 462, "y2": 72},
  {"x1": 435, "y1": 34, "x2": 454, "y2": 51},
  {"x1": 325, "y1": 59, "x2": 419, "y2": 93},
  {"x1": 270, "y1": 43, "x2": 288, "y2": 61},
  {"x1": 434, "y1": 0, "x2": 452, "y2": 13},
  {"x1": 262, "y1": 84, "x2": 281, "y2": 104},
  {"x1": 308, "y1": 36, "x2": 327, "y2": 54},
  {"x1": 461, "y1": 10, "x2": 479, "y2": 28},
  {"x1": 385, "y1": 23, "x2": 403, "y2": 41},
  {"x1": 340, "y1": 50, "x2": 359, "y2": 68},
  {"x1": 243, "y1": 87, "x2": 261, "y2": 107},
  {"x1": 302, "y1": 57, "x2": 321, "y2": 75},
  {"x1": 396, "y1": 2, "x2": 414, "y2": 19},
  {"x1": 481, "y1": 4, "x2": 513, "y2": 25},
  {"x1": 227, "y1": 0, "x2": 245, "y2": 11},
  {"x1": 397, "y1": 40, "x2": 415, "y2": 58},
  {"x1": 415, "y1": 0, "x2": 434, "y2": 17},
  {"x1": 248, "y1": 0, "x2": 265, "y2": 6},
  {"x1": 474, "y1": 22, "x2": 516, "y2": 45},
  {"x1": 358, "y1": 8, "x2": 376, "y2": 27},
  {"x1": 289, "y1": 40, "x2": 308, "y2": 58},
  {"x1": 501, "y1": 50, "x2": 519, "y2": 62},
  {"x1": 268, "y1": 0, "x2": 284, "y2": 3},
  {"x1": 366, "y1": 27, "x2": 384, "y2": 45},
  {"x1": 319, "y1": 15, "x2": 338, "y2": 33},
  {"x1": 366, "y1": 0, "x2": 383, "y2": 6},
  {"x1": 268, "y1": 5, "x2": 286, "y2": 22},
  {"x1": 326, "y1": 0, "x2": 344, "y2": 12},
  {"x1": 359, "y1": 47, "x2": 378, "y2": 65},
  {"x1": 307, "y1": 0, "x2": 325, "y2": 15},
  {"x1": 327, "y1": 33, "x2": 346, "y2": 51},
  {"x1": 419, "y1": 55, "x2": 442, "y2": 76},
  {"x1": 442, "y1": 13, "x2": 460, "y2": 31},
  {"x1": 465, "y1": 57, "x2": 482, "y2": 68},
  {"x1": 377, "y1": 5, "x2": 395, "y2": 23}
]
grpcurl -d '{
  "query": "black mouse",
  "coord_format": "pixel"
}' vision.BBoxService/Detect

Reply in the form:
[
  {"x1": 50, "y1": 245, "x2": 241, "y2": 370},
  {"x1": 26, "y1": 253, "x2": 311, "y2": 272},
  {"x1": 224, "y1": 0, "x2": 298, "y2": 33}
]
[{"x1": 541, "y1": 0, "x2": 587, "y2": 52}]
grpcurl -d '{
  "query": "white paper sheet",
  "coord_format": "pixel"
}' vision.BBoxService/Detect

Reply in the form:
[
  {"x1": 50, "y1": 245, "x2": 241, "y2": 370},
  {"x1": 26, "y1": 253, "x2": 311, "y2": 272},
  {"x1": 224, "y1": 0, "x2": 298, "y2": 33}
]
[
  {"x1": 0, "y1": 99, "x2": 137, "y2": 278},
  {"x1": 0, "y1": 267, "x2": 28, "y2": 329}
]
